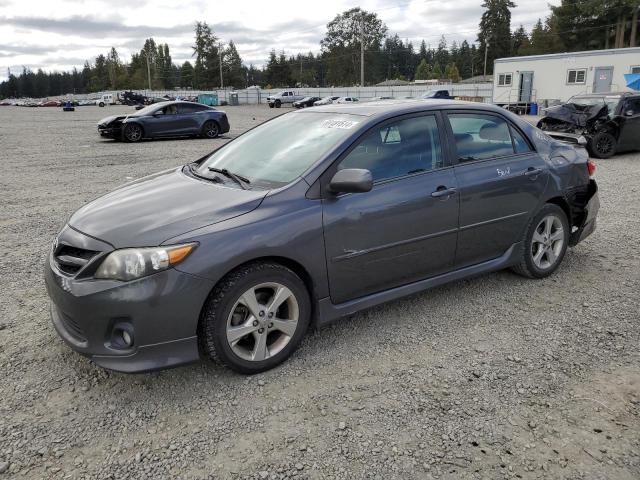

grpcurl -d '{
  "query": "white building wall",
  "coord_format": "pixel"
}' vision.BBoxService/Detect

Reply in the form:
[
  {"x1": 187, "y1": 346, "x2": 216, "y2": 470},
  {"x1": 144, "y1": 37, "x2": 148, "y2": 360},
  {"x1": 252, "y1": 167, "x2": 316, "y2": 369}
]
[{"x1": 493, "y1": 47, "x2": 640, "y2": 105}]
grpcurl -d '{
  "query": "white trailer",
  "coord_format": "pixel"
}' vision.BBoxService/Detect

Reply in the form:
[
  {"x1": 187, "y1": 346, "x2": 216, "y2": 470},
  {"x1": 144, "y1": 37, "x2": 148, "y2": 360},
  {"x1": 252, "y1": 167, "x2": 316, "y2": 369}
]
[{"x1": 493, "y1": 47, "x2": 640, "y2": 110}]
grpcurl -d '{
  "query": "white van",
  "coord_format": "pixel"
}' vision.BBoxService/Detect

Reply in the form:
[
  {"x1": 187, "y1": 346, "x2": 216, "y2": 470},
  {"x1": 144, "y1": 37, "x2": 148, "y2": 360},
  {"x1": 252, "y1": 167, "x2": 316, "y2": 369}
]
[{"x1": 96, "y1": 94, "x2": 114, "y2": 107}]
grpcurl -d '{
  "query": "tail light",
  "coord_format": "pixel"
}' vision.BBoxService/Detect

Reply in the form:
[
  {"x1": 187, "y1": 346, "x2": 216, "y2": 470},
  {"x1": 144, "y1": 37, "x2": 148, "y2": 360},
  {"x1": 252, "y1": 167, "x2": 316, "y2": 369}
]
[{"x1": 587, "y1": 159, "x2": 596, "y2": 177}]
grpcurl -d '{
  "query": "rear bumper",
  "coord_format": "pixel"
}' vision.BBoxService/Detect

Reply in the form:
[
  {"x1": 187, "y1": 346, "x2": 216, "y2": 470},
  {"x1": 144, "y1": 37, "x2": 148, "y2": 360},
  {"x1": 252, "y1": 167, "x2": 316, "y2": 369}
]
[
  {"x1": 45, "y1": 252, "x2": 215, "y2": 373},
  {"x1": 569, "y1": 180, "x2": 600, "y2": 246},
  {"x1": 218, "y1": 115, "x2": 231, "y2": 134}
]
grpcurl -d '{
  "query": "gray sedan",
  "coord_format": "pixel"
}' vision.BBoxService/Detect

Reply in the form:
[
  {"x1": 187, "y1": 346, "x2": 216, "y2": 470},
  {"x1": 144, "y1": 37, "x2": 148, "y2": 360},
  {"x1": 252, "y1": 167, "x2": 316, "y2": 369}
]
[{"x1": 45, "y1": 100, "x2": 599, "y2": 374}]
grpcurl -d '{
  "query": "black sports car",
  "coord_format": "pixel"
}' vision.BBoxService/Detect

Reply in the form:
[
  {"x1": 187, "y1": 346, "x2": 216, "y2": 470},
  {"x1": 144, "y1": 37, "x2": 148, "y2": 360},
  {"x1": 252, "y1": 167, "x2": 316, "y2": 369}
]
[
  {"x1": 98, "y1": 101, "x2": 230, "y2": 142},
  {"x1": 293, "y1": 96, "x2": 321, "y2": 108}
]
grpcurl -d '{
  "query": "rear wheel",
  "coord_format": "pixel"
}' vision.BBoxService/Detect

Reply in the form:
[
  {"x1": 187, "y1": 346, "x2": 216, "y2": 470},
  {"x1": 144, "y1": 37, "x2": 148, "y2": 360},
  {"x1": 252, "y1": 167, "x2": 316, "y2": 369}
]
[
  {"x1": 588, "y1": 131, "x2": 616, "y2": 159},
  {"x1": 123, "y1": 123, "x2": 143, "y2": 142},
  {"x1": 512, "y1": 204, "x2": 569, "y2": 279},
  {"x1": 198, "y1": 262, "x2": 311, "y2": 374},
  {"x1": 201, "y1": 120, "x2": 220, "y2": 139}
]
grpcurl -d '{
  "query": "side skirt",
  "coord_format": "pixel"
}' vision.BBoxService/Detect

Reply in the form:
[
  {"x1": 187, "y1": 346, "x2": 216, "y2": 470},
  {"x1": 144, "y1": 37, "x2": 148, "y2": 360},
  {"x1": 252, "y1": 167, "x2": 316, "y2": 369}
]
[{"x1": 317, "y1": 242, "x2": 522, "y2": 327}]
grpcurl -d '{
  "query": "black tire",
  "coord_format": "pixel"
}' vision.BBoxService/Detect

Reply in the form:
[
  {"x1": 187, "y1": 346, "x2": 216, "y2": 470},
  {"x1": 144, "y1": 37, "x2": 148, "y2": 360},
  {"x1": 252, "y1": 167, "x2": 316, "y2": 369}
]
[
  {"x1": 98, "y1": 102, "x2": 105, "y2": 107},
  {"x1": 201, "y1": 120, "x2": 220, "y2": 139},
  {"x1": 275, "y1": 100, "x2": 281, "y2": 108},
  {"x1": 122, "y1": 123, "x2": 143, "y2": 142},
  {"x1": 269, "y1": 103, "x2": 274, "y2": 108},
  {"x1": 198, "y1": 262, "x2": 311, "y2": 374},
  {"x1": 588, "y1": 131, "x2": 616, "y2": 159},
  {"x1": 511, "y1": 204, "x2": 570, "y2": 279}
]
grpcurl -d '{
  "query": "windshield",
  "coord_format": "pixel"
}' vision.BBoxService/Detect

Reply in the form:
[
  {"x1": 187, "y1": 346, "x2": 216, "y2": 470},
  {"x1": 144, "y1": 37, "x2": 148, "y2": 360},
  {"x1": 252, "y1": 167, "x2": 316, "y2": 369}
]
[
  {"x1": 196, "y1": 112, "x2": 363, "y2": 188},
  {"x1": 569, "y1": 95, "x2": 621, "y2": 114},
  {"x1": 423, "y1": 91, "x2": 437, "y2": 98}
]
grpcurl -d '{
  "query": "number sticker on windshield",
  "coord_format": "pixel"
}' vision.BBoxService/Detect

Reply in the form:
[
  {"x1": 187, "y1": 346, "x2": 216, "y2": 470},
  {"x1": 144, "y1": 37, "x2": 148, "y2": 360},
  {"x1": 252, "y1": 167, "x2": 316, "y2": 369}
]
[{"x1": 321, "y1": 119, "x2": 359, "y2": 129}]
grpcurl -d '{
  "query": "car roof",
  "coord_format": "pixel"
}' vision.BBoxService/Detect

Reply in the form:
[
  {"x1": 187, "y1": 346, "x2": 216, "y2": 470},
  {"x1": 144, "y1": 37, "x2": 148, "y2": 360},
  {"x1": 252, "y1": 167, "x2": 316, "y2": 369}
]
[
  {"x1": 304, "y1": 99, "x2": 504, "y2": 117},
  {"x1": 571, "y1": 92, "x2": 636, "y2": 98},
  {"x1": 154, "y1": 100, "x2": 210, "y2": 107}
]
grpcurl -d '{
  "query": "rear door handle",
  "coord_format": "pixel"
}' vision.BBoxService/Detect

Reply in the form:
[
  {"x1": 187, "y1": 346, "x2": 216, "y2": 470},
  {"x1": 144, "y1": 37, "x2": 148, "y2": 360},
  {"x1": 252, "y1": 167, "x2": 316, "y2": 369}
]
[
  {"x1": 523, "y1": 167, "x2": 543, "y2": 177},
  {"x1": 431, "y1": 186, "x2": 457, "y2": 198}
]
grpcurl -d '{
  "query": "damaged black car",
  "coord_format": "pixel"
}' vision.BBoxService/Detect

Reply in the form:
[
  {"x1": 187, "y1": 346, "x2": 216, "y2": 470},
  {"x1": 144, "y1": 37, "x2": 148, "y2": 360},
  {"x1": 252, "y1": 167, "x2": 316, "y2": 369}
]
[
  {"x1": 98, "y1": 101, "x2": 230, "y2": 142},
  {"x1": 537, "y1": 93, "x2": 640, "y2": 158}
]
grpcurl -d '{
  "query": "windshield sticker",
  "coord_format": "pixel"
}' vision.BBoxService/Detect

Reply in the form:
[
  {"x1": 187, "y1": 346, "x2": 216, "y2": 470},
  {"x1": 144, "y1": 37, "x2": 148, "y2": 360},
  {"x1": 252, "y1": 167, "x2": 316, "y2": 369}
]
[{"x1": 321, "y1": 119, "x2": 359, "y2": 129}]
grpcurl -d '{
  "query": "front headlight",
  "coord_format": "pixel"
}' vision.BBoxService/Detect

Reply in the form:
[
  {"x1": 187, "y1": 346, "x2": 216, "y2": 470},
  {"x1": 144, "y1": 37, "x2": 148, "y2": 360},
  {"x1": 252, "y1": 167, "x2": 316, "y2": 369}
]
[{"x1": 94, "y1": 243, "x2": 197, "y2": 281}]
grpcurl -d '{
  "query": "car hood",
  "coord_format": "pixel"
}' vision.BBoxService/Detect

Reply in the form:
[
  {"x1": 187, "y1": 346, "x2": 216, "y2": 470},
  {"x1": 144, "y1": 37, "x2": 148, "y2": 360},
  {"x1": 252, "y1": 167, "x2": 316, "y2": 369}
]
[
  {"x1": 98, "y1": 114, "x2": 144, "y2": 125},
  {"x1": 542, "y1": 103, "x2": 609, "y2": 128},
  {"x1": 69, "y1": 167, "x2": 268, "y2": 248}
]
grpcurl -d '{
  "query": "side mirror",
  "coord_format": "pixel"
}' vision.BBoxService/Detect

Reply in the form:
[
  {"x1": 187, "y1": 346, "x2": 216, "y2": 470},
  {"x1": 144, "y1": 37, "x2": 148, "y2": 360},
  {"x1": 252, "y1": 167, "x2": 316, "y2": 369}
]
[
  {"x1": 625, "y1": 110, "x2": 635, "y2": 116},
  {"x1": 329, "y1": 168, "x2": 373, "y2": 194},
  {"x1": 153, "y1": 111, "x2": 164, "y2": 116}
]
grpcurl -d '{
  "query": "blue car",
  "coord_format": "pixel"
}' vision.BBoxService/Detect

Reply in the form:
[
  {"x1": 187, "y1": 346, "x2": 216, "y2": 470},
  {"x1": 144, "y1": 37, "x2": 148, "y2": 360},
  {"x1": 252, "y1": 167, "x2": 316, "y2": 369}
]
[{"x1": 97, "y1": 101, "x2": 230, "y2": 142}]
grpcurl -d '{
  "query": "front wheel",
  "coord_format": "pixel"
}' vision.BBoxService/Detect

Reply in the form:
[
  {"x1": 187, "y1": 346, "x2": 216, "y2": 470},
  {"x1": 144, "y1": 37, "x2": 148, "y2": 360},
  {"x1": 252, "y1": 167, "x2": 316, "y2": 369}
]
[
  {"x1": 268, "y1": 103, "x2": 274, "y2": 108},
  {"x1": 198, "y1": 262, "x2": 311, "y2": 374},
  {"x1": 201, "y1": 120, "x2": 219, "y2": 139},
  {"x1": 123, "y1": 123, "x2": 143, "y2": 142},
  {"x1": 275, "y1": 100, "x2": 281, "y2": 108},
  {"x1": 588, "y1": 131, "x2": 616, "y2": 159},
  {"x1": 512, "y1": 204, "x2": 569, "y2": 279},
  {"x1": 98, "y1": 102, "x2": 105, "y2": 107}
]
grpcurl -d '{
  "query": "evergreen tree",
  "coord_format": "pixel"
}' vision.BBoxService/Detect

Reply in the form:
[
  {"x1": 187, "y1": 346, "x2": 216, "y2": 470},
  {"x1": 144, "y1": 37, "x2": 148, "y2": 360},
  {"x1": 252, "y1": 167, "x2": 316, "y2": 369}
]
[
  {"x1": 476, "y1": 0, "x2": 516, "y2": 75},
  {"x1": 181, "y1": 61, "x2": 195, "y2": 88},
  {"x1": 415, "y1": 58, "x2": 430, "y2": 80},
  {"x1": 321, "y1": 7, "x2": 387, "y2": 86}
]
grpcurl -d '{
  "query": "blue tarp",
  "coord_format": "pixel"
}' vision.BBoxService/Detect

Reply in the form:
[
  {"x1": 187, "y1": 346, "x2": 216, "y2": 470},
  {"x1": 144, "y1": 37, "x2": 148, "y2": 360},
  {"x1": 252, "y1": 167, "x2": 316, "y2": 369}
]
[{"x1": 624, "y1": 73, "x2": 640, "y2": 91}]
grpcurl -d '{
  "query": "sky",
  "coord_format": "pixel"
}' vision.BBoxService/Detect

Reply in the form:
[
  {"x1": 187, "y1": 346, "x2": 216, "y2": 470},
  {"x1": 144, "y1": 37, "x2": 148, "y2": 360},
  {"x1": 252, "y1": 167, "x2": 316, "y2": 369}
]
[{"x1": 0, "y1": 0, "x2": 561, "y2": 82}]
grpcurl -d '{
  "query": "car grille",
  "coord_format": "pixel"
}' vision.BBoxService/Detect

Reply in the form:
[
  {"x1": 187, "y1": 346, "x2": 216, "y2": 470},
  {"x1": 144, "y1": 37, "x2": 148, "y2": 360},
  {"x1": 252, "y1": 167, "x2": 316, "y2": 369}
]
[
  {"x1": 54, "y1": 244, "x2": 100, "y2": 276},
  {"x1": 59, "y1": 309, "x2": 87, "y2": 342}
]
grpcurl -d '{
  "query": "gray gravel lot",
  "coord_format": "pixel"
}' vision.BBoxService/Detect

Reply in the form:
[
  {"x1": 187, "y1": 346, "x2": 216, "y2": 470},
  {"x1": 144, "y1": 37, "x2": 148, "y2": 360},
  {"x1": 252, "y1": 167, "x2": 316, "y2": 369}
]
[{"x1": 0, "y1": 104, "x2": 639, "y2": 480}]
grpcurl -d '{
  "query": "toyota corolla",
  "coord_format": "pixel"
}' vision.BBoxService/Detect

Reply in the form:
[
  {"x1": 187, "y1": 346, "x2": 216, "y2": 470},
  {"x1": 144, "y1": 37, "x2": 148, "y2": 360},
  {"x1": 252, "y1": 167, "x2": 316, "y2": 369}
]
[{"x1": 46, "y1": 100, "x2": 599, "y2": 374}]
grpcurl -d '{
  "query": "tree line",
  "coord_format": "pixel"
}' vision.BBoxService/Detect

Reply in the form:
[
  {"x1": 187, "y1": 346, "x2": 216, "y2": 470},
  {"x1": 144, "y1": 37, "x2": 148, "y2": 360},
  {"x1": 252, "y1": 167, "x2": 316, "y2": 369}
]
[{"x1": 1, "y1": 0, "x2": 639, "y2": 98}]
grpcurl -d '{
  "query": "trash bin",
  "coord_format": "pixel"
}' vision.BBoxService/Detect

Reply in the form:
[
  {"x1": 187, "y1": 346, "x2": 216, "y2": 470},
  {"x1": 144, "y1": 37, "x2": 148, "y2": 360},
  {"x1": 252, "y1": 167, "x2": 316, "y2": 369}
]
[
  {"x1": 197, "y1": 93, "x2": 219, "y2": 106},
  {"x1": 229, "y1": 93, "x2": 239, "y2": 106},
  {"x1": 530, "y1": 102, "x2": 538, "y2": 115}
]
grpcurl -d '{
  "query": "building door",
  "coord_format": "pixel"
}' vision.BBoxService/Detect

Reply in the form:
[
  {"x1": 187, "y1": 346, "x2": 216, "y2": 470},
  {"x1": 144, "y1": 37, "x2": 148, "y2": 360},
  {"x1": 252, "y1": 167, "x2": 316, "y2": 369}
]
[
  {"x1": 593, "y1": 67, "x2": 613, "y2": 93},
  {"x1": 519, "y1": 72, "x2": 533, "y2": 103}
]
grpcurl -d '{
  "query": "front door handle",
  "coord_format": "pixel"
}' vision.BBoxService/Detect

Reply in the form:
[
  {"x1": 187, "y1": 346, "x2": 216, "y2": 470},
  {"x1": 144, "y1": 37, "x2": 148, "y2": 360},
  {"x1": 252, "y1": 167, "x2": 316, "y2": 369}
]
[
  {"x1": 431, "y1": 186, "x2": 457, "y2": 198},
  {"x1": 523, "y1": 167, "x2": 543, "y2": 178}
]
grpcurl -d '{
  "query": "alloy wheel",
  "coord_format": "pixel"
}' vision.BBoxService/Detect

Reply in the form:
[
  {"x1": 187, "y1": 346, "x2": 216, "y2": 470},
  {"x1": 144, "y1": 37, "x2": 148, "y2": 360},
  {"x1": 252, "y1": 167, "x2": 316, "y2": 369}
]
[
  {"x1": 226, "y1": 282, "x2": 299, "y2": 362},
  {"x1": 205, "y1": 122, "x2": 219, "y2": 138},
  {"x1": 125, "y1": 125, "x2": 142, "y2": 142},
  {"x1": 595, "y1": 136, "x2": 613, "y2": 156},
  {"x1": 531, "y1": 214, "x2": 565, "y2": 270}
]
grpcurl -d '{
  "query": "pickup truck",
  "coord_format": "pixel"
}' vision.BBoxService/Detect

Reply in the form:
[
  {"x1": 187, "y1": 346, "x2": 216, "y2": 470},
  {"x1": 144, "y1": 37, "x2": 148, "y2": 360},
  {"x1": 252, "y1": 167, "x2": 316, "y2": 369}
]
[
  {"x1": 267, "y1": 90, "x2": 304, "y2": 108},
  {"x1": 421, "y1": 89, "x2": 454, "y2": 100}
]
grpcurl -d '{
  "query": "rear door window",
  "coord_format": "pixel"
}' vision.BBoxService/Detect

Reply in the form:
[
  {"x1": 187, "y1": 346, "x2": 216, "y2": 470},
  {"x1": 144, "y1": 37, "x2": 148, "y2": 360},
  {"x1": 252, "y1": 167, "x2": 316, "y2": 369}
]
[
  {"x1": 178, "y1": 103, "x2": 206, "y2": 114},
  {"x1": 447, "y1": 113, "x2": 518, "y2": 162},
  {"x1": 510, "y1": 125, "x2": 533, "y2": 153}
]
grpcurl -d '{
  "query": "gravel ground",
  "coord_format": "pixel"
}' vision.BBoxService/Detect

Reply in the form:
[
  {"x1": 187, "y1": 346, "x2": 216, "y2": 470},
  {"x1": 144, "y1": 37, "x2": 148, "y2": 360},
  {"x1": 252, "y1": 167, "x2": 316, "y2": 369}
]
[{"x1": 0, "y1": 104, "x2": 639, "y2": 480}]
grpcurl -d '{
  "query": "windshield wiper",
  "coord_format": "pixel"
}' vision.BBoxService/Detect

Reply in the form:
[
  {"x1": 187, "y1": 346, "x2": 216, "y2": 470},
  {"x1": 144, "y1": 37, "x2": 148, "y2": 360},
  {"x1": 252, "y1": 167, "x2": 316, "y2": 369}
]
[
  {"x1": 208, "y1": 167, "x2": 251, "y2": 190},
  {"x1": 187, "y1": 162, "x2": 221, "y2": 183}
]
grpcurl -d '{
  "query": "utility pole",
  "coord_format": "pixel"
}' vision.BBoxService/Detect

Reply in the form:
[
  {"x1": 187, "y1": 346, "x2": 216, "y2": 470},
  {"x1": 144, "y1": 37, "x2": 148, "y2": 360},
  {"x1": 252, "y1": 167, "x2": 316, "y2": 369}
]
[
  {"x1": 146, "y1": 53, "x2": 152, "y2": 90},
  {"x1": 483, "y1": 39, "x2": 489, "y2": 79},
  {"x1": 360, "y1": 13, "x2": 365, "y2": 87},
  {"x1": 219, "y1": 43, "x2": 224, "y2": 90},
  {"x1": 300, "y1": 56, "x2": 303, "y2": 86}
]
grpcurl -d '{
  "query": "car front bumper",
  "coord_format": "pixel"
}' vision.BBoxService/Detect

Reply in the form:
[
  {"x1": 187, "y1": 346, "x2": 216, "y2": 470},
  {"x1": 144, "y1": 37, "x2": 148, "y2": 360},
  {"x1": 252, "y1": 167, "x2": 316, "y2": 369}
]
[
  {"x1": 97, "y1": 125, "x2": 121, "y2": 138},
  {"x1": 45, "y1": 250, "x2": 215, "y2": 373}
]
